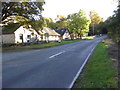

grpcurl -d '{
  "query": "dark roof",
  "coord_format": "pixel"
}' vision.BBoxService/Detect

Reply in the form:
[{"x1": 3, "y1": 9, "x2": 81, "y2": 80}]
[
  {"x1": 55, "y1": 29, "x2": 67, "y2": 36},
  {"x1": 1, "y1": 23, "x2": 21, "y2": 34}
]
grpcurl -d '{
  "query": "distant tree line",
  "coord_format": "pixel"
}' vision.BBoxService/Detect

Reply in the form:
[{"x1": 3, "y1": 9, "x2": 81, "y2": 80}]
[
  {"x1": 41, "y1": 9, "x2": 91, "y2": 39},
  {"x1": 95, "y1": 1, "x2": 120, "y2": 43}
]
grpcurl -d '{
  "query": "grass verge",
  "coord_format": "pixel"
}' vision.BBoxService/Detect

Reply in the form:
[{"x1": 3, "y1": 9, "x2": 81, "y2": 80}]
[
  {"x1": 3, "y1": 39, "x2": 82, "y2": 52},
  {"x1": 73, "y1": 41, "x2": 118, "y2": 88},
  {"x1": 26, "y1": 39, "x2": 82, "y2": 49}
]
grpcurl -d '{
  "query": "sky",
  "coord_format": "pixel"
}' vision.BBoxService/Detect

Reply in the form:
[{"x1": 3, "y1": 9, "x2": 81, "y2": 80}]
[{"x1": 42, "y1": 0, "x2": 118, "y2": 21}]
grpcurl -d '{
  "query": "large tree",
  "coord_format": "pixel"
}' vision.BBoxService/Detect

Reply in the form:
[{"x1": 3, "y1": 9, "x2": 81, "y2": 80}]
[
  {"x1": 89, "y1": 10, "x2": 103, "y2": 35},
  {"x1": 1, "y1": 1, "x2": 45, "y2": 31},
  {"x1": 67, "y1": 9, "x2": 91, "y2": 38},
  {"x1": 42, "y1": 17, "x2": 58, "y2": 29},
  {"x1": 2, "y1": 1, "x2": 45, "y2": 21},
  {"x1": 89, "y1": 10, "x2": 102, "y2": 25},
  {"x1": 56, "y1": 15, "x2": 69, "y2": 29}
]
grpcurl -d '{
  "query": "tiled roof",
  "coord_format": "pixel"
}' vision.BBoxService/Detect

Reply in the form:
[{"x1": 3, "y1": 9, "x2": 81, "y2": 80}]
[{"x1": 42, "y1": 27, "x2": 60, "y2": 36}]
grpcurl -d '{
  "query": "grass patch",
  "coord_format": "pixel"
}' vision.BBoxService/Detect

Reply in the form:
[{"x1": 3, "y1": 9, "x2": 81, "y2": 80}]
[
  {"x1": 26, "y1": 39, "x2": 82, "y2": 49},
  {"x1": 73, "y1": 41, "x2": 117, "y2": 88},
  {"x1": 3, "y1": 39, "x2": 82, "y2": 52}
]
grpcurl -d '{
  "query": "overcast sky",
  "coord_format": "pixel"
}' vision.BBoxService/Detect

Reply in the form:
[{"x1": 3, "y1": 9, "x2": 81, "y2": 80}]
[{"x1": 42, "y1": 0, "x2": 118, "y2": 21}]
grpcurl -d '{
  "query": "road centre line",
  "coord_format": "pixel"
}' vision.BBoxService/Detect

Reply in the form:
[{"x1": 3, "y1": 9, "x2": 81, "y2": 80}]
[
  {"x1": 49, "y1": 51, "x2": 65, "y2": 59},
  {"x1": 69, "y1": 46, "x2": 96, "y2": 88}
]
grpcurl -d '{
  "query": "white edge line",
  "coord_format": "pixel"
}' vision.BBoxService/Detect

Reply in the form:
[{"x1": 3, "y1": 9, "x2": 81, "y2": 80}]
[
  {"x1": 68, "y1": 46, "x2": 96, "y2": 88},
  {"x1": 49, "y1": 51, "x2": 65, "y2": 59}
]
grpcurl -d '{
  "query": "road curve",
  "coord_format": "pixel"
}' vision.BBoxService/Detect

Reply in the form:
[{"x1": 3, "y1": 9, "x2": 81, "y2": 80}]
[{"x1": 2, "y1": 36, "x2": 107, "y2": 88}]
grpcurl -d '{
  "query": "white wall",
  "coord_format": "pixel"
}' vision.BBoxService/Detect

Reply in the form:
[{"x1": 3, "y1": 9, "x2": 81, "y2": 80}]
[
  {"x1": 63, "y1": 30, "x2": 71, "y2": 39},
  {"x1": 42, "y1": 35, "x2": 60, "y2": 41},
  {"x1": 83, "y1": 33, "x2": 88, "y2": 36},
  {"x1": 48, "y1": 36, "x2": 59, "y2": 41},
  {"x1": 14, "y1": 26, "x2": 41, "y2": 43}
]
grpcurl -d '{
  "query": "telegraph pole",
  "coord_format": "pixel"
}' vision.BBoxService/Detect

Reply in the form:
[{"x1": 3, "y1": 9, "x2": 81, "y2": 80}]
[{"x1": 92, "y1": 24, "x2": 94, "y2": 35}]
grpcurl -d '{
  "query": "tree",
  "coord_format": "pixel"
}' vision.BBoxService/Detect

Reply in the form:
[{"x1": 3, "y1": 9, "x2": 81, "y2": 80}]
[
  {"x1": 106, "y1": 0, "x2": 120, "y2": 42},
  {"x1": 55, "y1": 15, "x2": 69, "y2": 29},
  {"x1": 30, "y1": 18, "x2": 43, "y2": 31},
  {"x1": 67, "y1": 9, "x2": 91, "y2": 38},
  {"x1": 2, "y1": 1, "x2": 45, "y2": 21},
  {"x1": 95, "y1": 22, "x2": 108, "y2": 34},
  {"x1": 42, "y1": 17, "x2": 58, "y2": 29},
  {"x1": 96, "y1": 0, "x2": 120, "y2": 42},
  {"x1": 104, "y1": 15, "x2": 120, "y2": 42},
  {"x1": 89, "y1": 10, "x2": 103, "y2": 35},
  {"x1": 2, "y1": 1, "x2": 45, "y2": 31},
  {"x1": 56, "y1": 15, "x2": 67, "y2": 21}
]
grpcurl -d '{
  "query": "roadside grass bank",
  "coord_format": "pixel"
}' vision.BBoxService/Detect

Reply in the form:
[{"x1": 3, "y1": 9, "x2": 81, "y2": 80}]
[
  {"x1": 73, "y1": 39, "x2": 118, "y2": 88},
  {"x1": 3, "y1": 39, "x2": 83, "y2": 52},
  {"x1": 26, "y1": 39, "x2": 82, "y2": 48}
]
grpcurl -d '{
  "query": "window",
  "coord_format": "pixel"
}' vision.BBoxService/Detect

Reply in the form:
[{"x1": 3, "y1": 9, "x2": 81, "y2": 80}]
[
  {"x1": 27, "y1": 40, "x2": 30, "y2": 43},
  {"x1": 27, "y1": 35, "x2": 31, "y2": 39},
  {"x1": 31, "y1": 33, "x2": 34, "y2": 36},
  {"x1": 19, "y1": 34, "x2": 23, "y2": 40},
  {"x1": 41, "y1": 35, "x2": 43, "y2": 39}
]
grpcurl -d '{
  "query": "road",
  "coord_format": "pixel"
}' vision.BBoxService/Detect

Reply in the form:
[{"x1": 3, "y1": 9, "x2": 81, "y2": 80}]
[{"x1": 2, "y1": 36, "x2": 107, "y2": 88}]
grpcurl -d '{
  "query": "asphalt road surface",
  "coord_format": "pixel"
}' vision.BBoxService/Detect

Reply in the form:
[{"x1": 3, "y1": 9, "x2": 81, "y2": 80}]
[{"x1": 2, "y1": 36, "x2": 107, "y2": 88}]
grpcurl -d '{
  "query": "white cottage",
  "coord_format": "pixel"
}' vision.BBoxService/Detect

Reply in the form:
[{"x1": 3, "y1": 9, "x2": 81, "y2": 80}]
[
  {"x1": 55, "y1": 29, "x2": 71, "y2": 40},
  {"x1": 0, "y1": 23, "x2": 41, "y2": 44},
  {"x1": 39, "y1": 27, "x2": 60, "y2": 42}
]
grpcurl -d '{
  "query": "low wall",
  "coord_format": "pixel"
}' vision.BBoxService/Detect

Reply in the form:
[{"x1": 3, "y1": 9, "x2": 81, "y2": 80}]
[{"x1": 0, "y1": 34, "x2": 15, "y2": 44}]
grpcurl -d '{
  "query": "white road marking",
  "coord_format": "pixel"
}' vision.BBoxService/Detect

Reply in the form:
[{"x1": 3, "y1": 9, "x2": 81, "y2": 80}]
[
  {"x1": 49, "y1": 51, "x2": 65, "y2": 59},
  {"x1": 69, "y1": 46, "x2": 96, "y2": 88}
]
